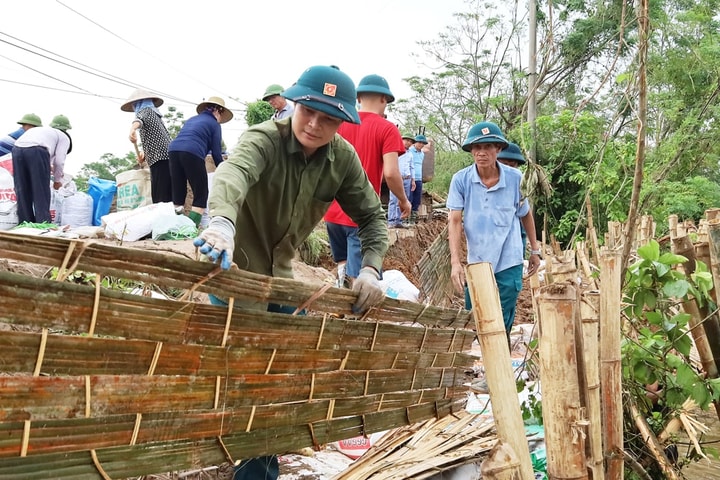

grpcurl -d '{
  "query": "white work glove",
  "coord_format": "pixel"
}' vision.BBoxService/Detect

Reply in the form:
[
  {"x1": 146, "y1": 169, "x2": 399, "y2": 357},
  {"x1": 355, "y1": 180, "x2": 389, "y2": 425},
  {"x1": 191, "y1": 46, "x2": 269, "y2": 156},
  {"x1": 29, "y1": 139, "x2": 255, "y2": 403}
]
[
  {"x1": 352, "y1": 267, "x2": 385, "y2": 314},
  {"x1": 193, "y1": 216, "x2": 236, "y2": 270}
]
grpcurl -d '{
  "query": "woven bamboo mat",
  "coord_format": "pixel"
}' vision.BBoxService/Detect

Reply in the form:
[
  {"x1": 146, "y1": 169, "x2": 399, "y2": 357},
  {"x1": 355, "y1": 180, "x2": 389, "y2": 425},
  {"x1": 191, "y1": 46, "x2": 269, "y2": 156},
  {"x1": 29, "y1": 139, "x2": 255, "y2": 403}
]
[{"x1": 0, "y1": 232, "x2": 477, "y2": 479}]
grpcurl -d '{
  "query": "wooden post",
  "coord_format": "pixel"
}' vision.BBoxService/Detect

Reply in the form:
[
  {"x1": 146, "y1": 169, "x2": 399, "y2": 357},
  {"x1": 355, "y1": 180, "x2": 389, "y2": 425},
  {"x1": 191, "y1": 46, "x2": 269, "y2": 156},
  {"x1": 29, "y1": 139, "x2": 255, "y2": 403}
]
[
  {"x1": 537, "y1": 283, "x2": 588, "y2": 480},
  {"x1": 599, "y1": 248, "x2": 623, "y2": 480},
  {"x1": 466, "y1": 263, "x2": 534, "y2": 480},
  {"x1": 581, "y1": 291, "x2": 605, "y2": 480}
]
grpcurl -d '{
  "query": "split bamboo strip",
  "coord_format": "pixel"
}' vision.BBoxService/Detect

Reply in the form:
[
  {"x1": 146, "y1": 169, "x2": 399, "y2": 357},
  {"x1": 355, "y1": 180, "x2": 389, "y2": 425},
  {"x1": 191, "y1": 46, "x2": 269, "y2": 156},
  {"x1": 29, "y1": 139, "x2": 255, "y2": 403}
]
[
  {"x1": 0, "y1": 398, "x2": 465, "y2": 479},
  {"x1": 599, "y1": 247, "x2": 623, "y2": 480},
  {"x1": 576, "y1": 241, "x2": 598, "y2": 289},
  {"x1": 537, "y1": 283, "x2": 588, "y2": 480},
  {"x1": 0, "y1": 271, "x2": 475, "y2": 356},
  {"x1": 0, "y1": 329, "x2": 475, "y2": 377},
  {"x1": 466, "y1": 263, "x2": 534, "y2": 480},
  {"x1": 0, "y1": 232, "x2": 473, "y2": 329},
  {"x1": 335, "y1": 410, "x2": 498, "y2": 480},
  {"x1": 0, "y1": 369, "x2": 466, "y2": 420},
  {"x1": 0, "y1": 388, "x2": 465, "y2": 458},
  {"x1": 580, "y1": 292, "x2": 605, "y2": 480},
  {"x1": 585, "y1": 195, "x2": 601, "y2": 268}
]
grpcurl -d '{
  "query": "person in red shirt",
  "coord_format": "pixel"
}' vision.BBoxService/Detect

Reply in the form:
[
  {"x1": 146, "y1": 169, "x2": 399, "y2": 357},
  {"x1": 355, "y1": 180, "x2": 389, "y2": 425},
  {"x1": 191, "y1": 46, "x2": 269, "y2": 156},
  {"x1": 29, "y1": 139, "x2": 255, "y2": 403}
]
[{"x1": 323, "y1": 74, "x2": 411, "y2": 286}]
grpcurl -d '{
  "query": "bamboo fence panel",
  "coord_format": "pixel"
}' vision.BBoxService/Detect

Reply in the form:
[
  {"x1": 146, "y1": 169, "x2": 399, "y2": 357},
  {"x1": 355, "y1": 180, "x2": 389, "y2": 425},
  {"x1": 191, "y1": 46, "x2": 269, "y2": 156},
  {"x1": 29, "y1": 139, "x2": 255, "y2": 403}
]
[
  {"x1": 0, "y1": 232, "x2": 478, "y2": 478},
  {"x1": 416, "y1": 226, "x2": 455, "y2": 307},
  {"x1": 0, "y1": 232, "x2": 473, "y2": 329}
]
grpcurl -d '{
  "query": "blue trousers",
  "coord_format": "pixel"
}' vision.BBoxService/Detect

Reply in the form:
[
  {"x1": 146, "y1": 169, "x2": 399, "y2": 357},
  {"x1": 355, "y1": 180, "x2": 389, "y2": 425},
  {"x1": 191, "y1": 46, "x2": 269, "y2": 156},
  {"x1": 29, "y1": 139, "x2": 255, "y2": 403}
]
[
  {"x1": 409, "y1": 180, "x2": 423, "y2": 213},
  {"x1": 12, "y1": 145, "x2": 52, "y2": 224},
  {"x1": 209, "y1": 296, "x2": 299, "y2": 480},
  {"x1": 325, "y1": 221, "x2": 361, "y2": 278},
  {"x1": 464, "y1": 264, "x2": 523, "y2": 333},
  {"x1": 388, "y1": 178, "x2": 412, "y2": 225}
]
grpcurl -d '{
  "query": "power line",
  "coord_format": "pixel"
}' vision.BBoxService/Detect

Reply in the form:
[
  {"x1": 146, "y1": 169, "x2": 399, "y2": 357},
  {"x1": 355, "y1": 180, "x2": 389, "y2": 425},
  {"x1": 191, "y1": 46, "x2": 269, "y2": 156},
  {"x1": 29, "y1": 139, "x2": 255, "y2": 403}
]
[
  {"x1": 0, "y1": 32, "x2": 193, "y2": 106},
  {"x1": 55, "y1": 0, "x2": 240, "y2": 105}
]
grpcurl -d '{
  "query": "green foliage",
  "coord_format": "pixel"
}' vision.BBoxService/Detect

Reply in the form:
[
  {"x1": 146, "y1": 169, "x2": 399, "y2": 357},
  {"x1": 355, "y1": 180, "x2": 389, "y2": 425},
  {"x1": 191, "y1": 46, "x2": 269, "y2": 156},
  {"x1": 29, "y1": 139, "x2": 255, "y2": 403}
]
[
  {"x1": 645, "y1": 177, "x2": 720, "y2": 235},
  {"x1": 423, "y1": 151, "x2": 470, "y2": 198},
  {"x1": 163, "y1": 106, "x2": 185, "y2": 139},
  {"x1": 73, "y1": 152, "x2": 136, "y2": 192},
  {"x1": 245, "y1": 100, "x2": 274, "y2": 127},
  {"x1": 622, "y1": 239, "x2": 720, "y2": 465}
]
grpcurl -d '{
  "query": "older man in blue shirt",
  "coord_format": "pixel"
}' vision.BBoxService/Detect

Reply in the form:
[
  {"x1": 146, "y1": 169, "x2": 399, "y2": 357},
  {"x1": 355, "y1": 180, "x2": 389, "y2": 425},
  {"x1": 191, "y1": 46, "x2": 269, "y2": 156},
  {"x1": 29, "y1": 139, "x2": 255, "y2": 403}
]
[{"x1": 447, "y1": 122, "x2": 541, "y2": 339}]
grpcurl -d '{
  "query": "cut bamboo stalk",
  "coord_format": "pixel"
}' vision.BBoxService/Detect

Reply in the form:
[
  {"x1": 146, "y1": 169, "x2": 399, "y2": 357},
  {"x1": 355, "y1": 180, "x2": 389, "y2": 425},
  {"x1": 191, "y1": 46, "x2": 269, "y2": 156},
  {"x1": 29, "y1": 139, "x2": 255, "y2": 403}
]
[
  {"x1": 576, "y1": 241, "x2": 598, "y2": 289},
  {"x1": 537, "y1": 283, "x2": 588, "y2": 480},
  {"x1": 694, "y1": 241, "x2": 717, "y2": 304},
  {"x1": 480, "y1": 441, "x2": 522, "y2": 479},
  {"x1": 629, "y1": 400, "x2": 679, "y2": 480},
  {"x1": 466, "y1": 263, "x2": 534, "y2": 480},
  {"x1": 580, "y1": 291, "x2": 605, "y2": 480},
  {"x1": 599, "y1": 248, "x2": 623, "y2": 480},
  {"x1": 668, "y1": 214, "x2": 678, "y2": 239},
  {"x1": 546, "y1": 250, "x2": 576, "y2": 285}
]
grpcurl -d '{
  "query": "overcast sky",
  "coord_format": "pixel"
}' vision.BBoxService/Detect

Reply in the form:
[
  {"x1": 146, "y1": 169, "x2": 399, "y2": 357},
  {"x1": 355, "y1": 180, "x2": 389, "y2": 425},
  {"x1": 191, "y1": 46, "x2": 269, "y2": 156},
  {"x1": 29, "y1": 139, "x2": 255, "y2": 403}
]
[{"x1": 1, "y1": 0, "x2": 470, "y2": 176}]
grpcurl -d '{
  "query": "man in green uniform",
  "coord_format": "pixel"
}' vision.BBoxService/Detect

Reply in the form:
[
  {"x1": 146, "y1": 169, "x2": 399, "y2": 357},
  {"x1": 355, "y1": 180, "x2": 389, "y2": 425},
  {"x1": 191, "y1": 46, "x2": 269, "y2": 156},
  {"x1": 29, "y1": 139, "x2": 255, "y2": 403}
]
[{"x1": 193, "y1": 65, "x2": 389, "y2": 479}]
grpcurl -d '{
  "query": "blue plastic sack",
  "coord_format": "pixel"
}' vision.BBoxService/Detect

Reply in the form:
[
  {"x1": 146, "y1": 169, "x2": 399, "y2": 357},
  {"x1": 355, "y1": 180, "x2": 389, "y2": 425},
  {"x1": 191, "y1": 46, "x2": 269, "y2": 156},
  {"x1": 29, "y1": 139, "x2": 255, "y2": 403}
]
[{"x1": 88, "y1": 177, "x2": 117, "y2": 226}]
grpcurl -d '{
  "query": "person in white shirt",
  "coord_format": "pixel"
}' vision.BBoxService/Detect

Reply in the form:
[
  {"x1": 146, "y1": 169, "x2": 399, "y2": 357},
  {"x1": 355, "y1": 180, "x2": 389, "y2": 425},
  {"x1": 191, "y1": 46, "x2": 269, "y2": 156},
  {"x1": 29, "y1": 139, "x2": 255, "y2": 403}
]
[{"x1": 11, "y1": 115, "x2": 72, "y2": 223}]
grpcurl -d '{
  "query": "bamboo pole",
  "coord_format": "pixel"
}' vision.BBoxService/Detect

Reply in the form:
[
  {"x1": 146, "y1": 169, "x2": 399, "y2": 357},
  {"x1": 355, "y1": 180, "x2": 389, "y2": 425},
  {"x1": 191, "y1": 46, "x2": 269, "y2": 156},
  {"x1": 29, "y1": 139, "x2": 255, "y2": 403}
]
[
  {"x1": 599, "y1": 248, "x2": 623, "y2": 480},
  {"x1": 585, "y1": 196, "x2": 601, "y2": 268},
  {"x1": 580, "y1": 291, "x2": 605, "y2": 480},
  {"x1": 537, "y1": 283, "x2": 588, "y2": 480},
  {"x1": 701, "y1": 220, "x2": 720, "y2": 382},
  {"x1": 672, "y1": 236, "x2": 719, "y2": 381},
  {"x1": 466, "y1": 263, "x2": 534, "y2": 480}
]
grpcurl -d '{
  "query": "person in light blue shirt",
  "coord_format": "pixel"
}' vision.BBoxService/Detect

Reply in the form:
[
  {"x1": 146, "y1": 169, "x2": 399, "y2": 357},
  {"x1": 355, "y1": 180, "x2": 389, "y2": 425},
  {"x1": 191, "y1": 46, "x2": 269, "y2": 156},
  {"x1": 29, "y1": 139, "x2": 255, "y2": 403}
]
[
  {"x1": 447, "y1": 122, "x2": 541, "y2": 338},
  {"x1": 387, "y1": 133, "x2": 415, "y2": 228},
  {"x1": 408, "y1": 134, "x2": 427, "y2": 223}
]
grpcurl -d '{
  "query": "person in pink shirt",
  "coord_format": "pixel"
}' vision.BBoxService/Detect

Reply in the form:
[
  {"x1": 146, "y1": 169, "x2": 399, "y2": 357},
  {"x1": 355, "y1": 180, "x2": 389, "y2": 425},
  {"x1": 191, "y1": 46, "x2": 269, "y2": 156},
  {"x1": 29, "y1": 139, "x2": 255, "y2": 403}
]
[{"x1": 323, "y1": 74, "x2": 410, "y2": 286}]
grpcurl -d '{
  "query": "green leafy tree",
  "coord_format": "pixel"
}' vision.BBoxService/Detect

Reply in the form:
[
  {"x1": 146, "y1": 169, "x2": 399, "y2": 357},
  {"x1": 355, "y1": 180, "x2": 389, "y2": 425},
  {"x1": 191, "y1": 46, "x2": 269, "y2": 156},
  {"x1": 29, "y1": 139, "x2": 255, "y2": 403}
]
[
  {"x1": 163, "y1": 105, "x2": 185, "y2": 139},
  {"x1": 245, "y1": 100, "x2": 274, "y2": 126},
  {"x1": 73, "y1": 152, "x2": 136, "y2": 192},
  {"x1": 622, "y1": 240, "x2": 720, "y2": 474}
]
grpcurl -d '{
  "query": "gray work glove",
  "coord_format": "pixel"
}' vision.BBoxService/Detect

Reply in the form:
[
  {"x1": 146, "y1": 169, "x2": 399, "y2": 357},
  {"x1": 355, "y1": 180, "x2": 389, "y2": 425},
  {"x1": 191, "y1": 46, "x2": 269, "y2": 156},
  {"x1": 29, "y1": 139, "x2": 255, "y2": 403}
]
[
  {"x1": 352, "y1": 266, "x2": 385, "y2": 314},
  {"x1": 193, "y1": 216, "x2": 236, "y2": 270}
]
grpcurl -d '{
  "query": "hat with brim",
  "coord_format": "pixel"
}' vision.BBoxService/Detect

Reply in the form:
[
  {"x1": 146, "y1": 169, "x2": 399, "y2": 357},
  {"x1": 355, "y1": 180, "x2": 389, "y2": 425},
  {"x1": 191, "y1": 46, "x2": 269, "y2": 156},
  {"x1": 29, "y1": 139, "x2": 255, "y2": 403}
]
[
  {"x1": 414, "y1": 134, "x2": 429, "y2": 144},
  {"x1": 196, "y1": 96, "x2": 234, "y2": 124},
  {"x1": 461, "y1": 136, "x2": 507, "y2": 152},
  {"x1": 282, "y1": 85, "x2": 360, "y2": 124},
  {"x1": 121, "y1": 88, "x2": 164, "y2": 112},
  {"x1": 497, "y1": 142, "x2": 526, "y2": 164},
  {"x1": 401, "y1": 133, "x2": 415, "y2": 141}
]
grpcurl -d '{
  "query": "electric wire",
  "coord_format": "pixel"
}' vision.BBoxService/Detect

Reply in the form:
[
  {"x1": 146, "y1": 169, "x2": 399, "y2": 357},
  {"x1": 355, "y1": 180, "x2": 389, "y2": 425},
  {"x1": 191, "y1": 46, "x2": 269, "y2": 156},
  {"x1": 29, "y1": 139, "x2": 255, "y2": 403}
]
[{"x1": 55, "y1": 0, "x2": 241, "y2": 105}]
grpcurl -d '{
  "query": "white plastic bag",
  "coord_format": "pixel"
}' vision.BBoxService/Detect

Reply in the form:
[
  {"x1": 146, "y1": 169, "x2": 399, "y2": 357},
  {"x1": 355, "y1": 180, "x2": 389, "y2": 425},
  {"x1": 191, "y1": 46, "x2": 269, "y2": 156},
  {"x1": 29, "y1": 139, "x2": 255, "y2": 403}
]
[
  {"x1": 102, "y1": 202, "x2": 175, "y2": 241},
  {"x1": 378, "y1": 269, "x2": 420, "y2": 302},
  {"x1": 152, "y1": 213, "x2": 198, "y2": 240}
]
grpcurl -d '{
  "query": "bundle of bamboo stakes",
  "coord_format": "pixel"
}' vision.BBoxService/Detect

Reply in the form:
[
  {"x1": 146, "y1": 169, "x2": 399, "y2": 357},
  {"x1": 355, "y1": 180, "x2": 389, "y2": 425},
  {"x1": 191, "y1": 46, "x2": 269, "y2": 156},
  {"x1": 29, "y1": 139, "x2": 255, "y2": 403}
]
[
  {"x1": 0, "y1": 231, "x2": 479, "y2": 479},
  {"x1": 533, "y1": 211, "x2": 720, "y2": 480}
]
